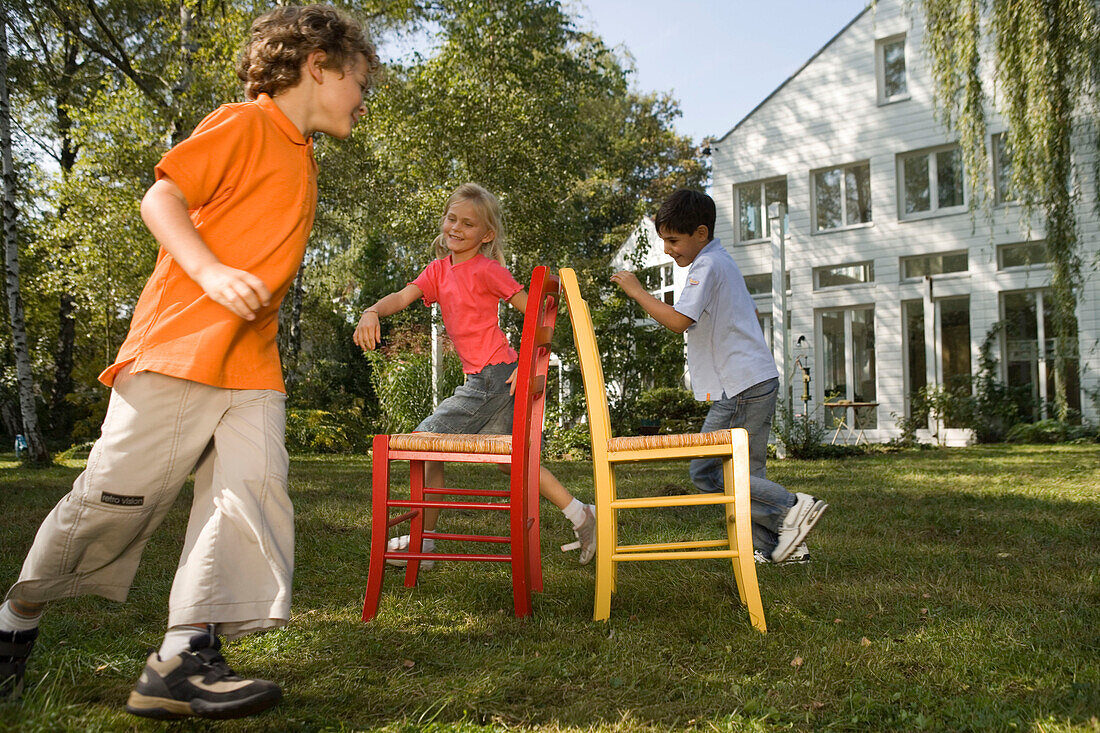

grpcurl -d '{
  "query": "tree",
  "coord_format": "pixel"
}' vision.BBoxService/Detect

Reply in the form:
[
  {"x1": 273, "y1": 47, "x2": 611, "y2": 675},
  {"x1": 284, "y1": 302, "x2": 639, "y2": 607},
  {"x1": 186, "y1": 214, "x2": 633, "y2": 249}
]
[
  {"x1": 919, "y1": 0, "x2": 1100, "y2": 421},
  {"x1": 0, "y1": 0, "x2": 49, "y2": 462}
]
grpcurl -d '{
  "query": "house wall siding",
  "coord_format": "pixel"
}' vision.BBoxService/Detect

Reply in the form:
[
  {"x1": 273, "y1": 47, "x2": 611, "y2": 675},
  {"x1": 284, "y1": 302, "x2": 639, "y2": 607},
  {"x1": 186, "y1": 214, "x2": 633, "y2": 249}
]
[{"x1": 707, "y1": 0, "x2": 1098, "y2": 438}]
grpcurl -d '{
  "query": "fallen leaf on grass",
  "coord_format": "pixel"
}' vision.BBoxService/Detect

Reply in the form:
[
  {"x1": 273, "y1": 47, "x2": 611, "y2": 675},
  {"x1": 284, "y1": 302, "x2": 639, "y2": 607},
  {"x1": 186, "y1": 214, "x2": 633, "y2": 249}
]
[
  {"x1": 401, "y1": 659, "x2": 415, "y2": 669},
  {"x1": 810, "y1": 701, "x2": 826, "y2": 710},
  {"x1": 920, "y1": 608, "x2": 929, "y2": 616},
  {"x1": 791, "y1": 656, "x2": 803, "y2": 668},
  {"x1": 860, "y1": 637, "x2": 872, "y2": 647},
  {"x1": 833, "y1": 618, "x2": 843, "y2": 624},
  {"x1": 997, "y1": 552, "x2": 1011, "y2": 558}
]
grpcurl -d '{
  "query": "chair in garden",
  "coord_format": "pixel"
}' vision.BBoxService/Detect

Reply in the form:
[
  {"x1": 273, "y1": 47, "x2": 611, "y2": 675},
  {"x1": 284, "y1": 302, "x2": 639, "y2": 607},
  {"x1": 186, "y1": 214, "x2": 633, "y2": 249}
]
[
  {"x1": 558, "y1": 267, "x2": 766, "y2": 632},
  {"x1": 362, "y1": 266, "x2": 560, "y2": 620}
]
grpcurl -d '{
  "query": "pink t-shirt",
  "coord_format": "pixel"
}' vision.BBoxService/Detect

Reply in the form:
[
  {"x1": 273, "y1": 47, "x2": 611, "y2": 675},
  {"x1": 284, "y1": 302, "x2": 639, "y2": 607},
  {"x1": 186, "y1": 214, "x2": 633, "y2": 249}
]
[{"x1": 412, "y1": 254, "x2": 524, "y2": 374}]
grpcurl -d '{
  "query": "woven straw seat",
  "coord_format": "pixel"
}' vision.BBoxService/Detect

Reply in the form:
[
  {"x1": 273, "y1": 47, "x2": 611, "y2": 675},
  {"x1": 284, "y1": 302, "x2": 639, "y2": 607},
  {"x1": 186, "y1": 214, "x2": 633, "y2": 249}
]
[
  {"x1": 607, "y1": 429, "x2": 734, "y2": 453},
  {"x1": 389, "y1": 432, "x2": 512, "y2": 455}
]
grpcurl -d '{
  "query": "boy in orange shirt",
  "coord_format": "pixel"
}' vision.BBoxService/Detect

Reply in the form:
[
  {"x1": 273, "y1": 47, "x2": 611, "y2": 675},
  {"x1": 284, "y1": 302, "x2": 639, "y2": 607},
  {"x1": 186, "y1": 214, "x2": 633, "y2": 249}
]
[{"x1": 0, "y1": 5, "x2": 378, "y2": 720}]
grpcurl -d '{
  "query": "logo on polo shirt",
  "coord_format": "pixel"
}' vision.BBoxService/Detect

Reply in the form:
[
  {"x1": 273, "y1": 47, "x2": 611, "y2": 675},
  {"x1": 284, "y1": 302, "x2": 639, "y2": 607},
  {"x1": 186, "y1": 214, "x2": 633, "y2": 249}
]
[
  {"x1": 101, "y1": 491, "x2": 144, "y2": 507},
  {"x1": 688, "y1": 278, "x2": 700, "y2": 285}
]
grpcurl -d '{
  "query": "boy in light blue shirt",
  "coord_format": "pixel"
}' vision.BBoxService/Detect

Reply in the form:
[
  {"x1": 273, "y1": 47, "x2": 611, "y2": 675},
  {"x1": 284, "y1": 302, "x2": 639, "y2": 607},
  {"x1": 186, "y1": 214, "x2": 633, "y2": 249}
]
[{"x1": 612, "y1": 189, "x2": 827, "y2": 563}]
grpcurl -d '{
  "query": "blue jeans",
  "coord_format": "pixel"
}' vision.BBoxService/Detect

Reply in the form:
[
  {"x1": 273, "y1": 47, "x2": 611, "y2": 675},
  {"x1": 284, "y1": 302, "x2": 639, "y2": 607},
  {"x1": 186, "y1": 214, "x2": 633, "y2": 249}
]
[
  {"x1": 415, "y1": 362, "x2": 516, "y2": 435},
  {"x1": 689, "y1": 378, "x2": 794, "y2": 555}
]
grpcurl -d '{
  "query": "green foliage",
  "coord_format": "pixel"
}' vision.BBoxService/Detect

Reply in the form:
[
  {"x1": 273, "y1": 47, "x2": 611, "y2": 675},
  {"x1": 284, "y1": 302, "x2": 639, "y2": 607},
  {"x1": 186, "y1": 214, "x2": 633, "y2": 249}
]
[
  {"x1": 634, "y1": 386, "x2": 708, "y2": 435},
  {"x1": 1005, "y1": 419, "x2": 1099, "y2": 444},
  {"x1": 284, "y1": 408, "x2": 372, "y2": 454},
  {"x1": 773, "y1": 403, "x2": 860, "y2": 459},
  {"x1": 543, "y1": 421, "x2": 591, "y2": 460},
  {"x1": 919, "y1": 0, "x2": 1100, "y2": 421},
  {"x1": 363, "y1": 324, "x2": 463, "y2": 434}
]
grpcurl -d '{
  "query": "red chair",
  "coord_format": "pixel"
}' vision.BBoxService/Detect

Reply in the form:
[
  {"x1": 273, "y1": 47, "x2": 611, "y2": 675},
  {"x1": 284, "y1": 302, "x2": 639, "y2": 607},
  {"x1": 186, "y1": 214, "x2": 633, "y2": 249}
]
[{"x1": 362, "y1": 266, "x2": 560, "y2": 619}]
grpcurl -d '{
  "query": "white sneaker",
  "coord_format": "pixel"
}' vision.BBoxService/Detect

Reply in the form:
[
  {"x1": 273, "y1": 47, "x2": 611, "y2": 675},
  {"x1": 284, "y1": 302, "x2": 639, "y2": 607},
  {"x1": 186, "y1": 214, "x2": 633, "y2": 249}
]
[
  {"x1": 756, "y1": 542, "x2": 811, "y2": 565},
  {"x1": 385, "y1": 534, "x2": 435, "y2": 570},
  {"x1": 561, "y1": 504, "x2": 597, "y2": 565},
  {"x1": 771, "y1": 493, "x2": 828, "y2": 563}
]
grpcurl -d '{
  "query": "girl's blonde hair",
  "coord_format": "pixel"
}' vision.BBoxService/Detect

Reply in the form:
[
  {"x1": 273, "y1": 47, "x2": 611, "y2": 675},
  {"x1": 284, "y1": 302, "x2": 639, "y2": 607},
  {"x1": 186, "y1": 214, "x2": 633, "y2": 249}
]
[{"x1": 431, "y1": 183, "x2": 507, "y2": 264}]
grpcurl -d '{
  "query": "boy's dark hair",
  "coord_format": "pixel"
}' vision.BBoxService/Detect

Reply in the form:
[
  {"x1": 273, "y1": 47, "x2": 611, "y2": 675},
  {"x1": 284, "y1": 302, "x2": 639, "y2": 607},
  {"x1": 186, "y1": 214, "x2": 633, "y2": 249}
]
[
  {"x1": 237, "y1": 5, "x2": 381, "y2": 100},
  {"x1": 654, "y1": 189, "x2": 716, "y2": 241}
]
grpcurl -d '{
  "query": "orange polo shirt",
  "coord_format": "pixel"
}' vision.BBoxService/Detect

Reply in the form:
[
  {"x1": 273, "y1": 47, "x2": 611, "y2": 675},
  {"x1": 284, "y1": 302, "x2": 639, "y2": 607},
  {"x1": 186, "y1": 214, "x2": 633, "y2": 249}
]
[{"x1": 99, "y1": 94, "x2": 317, "y2": 392}]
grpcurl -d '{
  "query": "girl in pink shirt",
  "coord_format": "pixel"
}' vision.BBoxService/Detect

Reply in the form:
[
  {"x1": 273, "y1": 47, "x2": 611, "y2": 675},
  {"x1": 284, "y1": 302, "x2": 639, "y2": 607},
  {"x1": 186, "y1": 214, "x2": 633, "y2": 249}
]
[{"x1": 354, "y1": 183, "x2": 596, "y2": 565}]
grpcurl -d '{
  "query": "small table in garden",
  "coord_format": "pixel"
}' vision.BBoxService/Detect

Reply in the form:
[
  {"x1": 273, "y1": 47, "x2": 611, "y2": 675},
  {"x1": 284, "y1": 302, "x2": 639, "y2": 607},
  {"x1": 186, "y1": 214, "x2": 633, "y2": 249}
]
[{"x1": 824, "y1": 400, "x2": 878, "y2": 445}]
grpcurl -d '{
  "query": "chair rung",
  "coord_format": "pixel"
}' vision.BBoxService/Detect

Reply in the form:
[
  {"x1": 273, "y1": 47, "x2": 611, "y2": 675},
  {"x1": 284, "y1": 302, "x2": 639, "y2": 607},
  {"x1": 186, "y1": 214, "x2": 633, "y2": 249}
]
[
  {"x1": 610, "y1": 494, "x2": 737, "y2": 509},
  {"x1": 389, "y1": 499, "x2": 510, "y2": 511},
  {"x1": 386, "y1": 552, "x2": 512, "y2": 563},
  {"x1": 617, "y1": 539, "x2": 730, "y2": 552},
  {"x1": 424, "y1": 487, "x2": 511, "y2": 498},
  {"x1": 612, "y1": 549, "x2": 741, "y2": 561},
  {"x1": 428, "y1": 531, "x2": 510, "y2": 544},
  {"x1": 387, "y1": 510, "x2": 419, "y2": 528}
]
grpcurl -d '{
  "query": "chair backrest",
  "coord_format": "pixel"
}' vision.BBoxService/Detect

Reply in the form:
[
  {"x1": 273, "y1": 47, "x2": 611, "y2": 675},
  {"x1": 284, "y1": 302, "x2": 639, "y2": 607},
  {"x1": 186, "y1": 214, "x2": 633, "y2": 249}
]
[
  {"x1": 510, "y1": 266, "x2": 560, "y2": 476},
  {"x1": 558, "y1": 268, "x2": 614, "y2": 451}
]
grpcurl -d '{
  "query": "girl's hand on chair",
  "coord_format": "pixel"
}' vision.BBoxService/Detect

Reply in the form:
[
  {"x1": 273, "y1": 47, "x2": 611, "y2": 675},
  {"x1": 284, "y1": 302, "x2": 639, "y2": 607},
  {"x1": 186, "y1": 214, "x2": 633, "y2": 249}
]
[
  {"x1": 507, "y1": 367, "x2": 518, "y2": 396},
  {"x1": 353, "y1": 310, "x2": 381, "y2": 351}
]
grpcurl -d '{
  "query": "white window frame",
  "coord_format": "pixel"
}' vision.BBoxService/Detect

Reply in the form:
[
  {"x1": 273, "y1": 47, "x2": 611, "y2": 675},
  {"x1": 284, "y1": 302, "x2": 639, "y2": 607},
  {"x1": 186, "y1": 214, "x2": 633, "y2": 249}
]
[
  {"x1": 997, "y1": 241, "x2": 1048, "y2": 271},
  {"x1": 734, "y1": 176, "x2": 787, "y2": 244},
  {"x1": 897, "y1": 144, "x2": 968, "y2": 221},
  {"x1": 991, "y1": 132, "x2": 1016, "y2": 206},
  {"x1": 816, "y1": 306, "x2": 878, "y2": 429},
  {"x1": 876, "y1": 34, "x2": 910, "y2": 105},
  {"x1": 813, "y1": 261, "x2": 874, "y2": 291},
  {"x1": 810, "y1": 161, "x2": 873, "y2": 233},
  {"x1": 899, "y1": 250, "x2": 969, "y2": 281}
]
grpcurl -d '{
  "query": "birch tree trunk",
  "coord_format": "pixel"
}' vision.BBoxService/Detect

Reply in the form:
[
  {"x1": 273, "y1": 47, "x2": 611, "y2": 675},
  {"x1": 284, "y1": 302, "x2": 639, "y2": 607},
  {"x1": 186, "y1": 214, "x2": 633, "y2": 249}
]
[{"x1": 0, "y1": 0, "x2": 49, "y2": 463}]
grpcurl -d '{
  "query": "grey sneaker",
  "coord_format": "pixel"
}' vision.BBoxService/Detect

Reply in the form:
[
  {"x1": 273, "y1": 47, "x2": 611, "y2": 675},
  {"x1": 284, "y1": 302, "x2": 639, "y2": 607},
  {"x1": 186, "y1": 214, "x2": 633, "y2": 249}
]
[
  {"x1": 772, "y1": 493, "x2": 828, "y2": 563},
  {"x1": 755, "y1": 542, "x2": 811, "y2": 565},
  {"x1": 385, "y1": 534, "x2": 435, "y2": 570},
  {"x1": 561, "y1": 504, "x2": 597, "y2": 565},
  {"x1": 0, "y1": 627, "x2": 37, "y2": 700},
  {"x1": 125, "y1": 630, "x2": 280, "y2": 720}
]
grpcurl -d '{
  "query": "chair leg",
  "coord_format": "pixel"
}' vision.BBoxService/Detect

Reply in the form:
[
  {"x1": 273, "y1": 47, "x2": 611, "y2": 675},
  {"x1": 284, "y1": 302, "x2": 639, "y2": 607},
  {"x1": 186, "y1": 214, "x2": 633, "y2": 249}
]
[
  {"x1": 363, "y1": 436, "x2": 391, "y2": 621},
  {"x1": 405, "y1": 460, "x2": 426, "y2": 587},
  {"x1": 593, "y1": 469, "x2": 614, "y2": 621},
  {"x1": 527, "y1": 472, "x2": 543, "y2": 594},
  {"x1": 723, "y1": 454, "x2": 766, "y2": 633}
]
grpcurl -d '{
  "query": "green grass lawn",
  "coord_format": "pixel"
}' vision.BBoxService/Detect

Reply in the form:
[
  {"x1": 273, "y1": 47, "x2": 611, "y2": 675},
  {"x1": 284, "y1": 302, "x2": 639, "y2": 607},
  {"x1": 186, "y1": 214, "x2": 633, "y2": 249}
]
[{"x1": 1, "y1": 445, "x2": 1098, "y2": 732}]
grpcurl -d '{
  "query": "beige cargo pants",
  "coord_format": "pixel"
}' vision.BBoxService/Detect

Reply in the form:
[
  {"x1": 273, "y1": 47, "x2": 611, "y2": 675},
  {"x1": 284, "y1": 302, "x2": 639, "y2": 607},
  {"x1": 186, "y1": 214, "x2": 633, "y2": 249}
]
[{"x1": 6, "y1": 368, "x2": 292, "y2": 639}]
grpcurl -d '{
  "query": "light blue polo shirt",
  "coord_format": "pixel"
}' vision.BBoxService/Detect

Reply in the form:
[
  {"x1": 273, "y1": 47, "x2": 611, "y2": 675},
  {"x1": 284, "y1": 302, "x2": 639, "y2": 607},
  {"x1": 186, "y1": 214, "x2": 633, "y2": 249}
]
[{"x1": 673, "y1": 239, "x2": 779, "y2": 401}]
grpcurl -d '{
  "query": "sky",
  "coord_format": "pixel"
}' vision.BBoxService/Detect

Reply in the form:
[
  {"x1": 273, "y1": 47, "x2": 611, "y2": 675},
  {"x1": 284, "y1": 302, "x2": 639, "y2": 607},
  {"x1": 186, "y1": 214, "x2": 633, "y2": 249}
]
[{"x1": 567, "y1": 0, "x2": 870, "y2": 142}]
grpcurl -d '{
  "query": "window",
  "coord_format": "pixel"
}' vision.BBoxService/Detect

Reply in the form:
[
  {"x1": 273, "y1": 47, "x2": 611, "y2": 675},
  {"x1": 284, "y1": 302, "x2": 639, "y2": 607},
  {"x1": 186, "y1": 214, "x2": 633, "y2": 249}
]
[
  {"x1": 1003, "y1": 290, "x2": 1081, "y2": 421},
  {"x1": 997, "y1": 241, "x2": 1047, "y2": 270},
  {"x1": 641, "y1": 263, "x2": 676, "y2": 305},
  {"x1": 819, "y1": 307, "x2": 877, "y2": 429},
  {"x1": 813, "y1": 162, "x2": 871, "y2": 232},
  {"x1": 901, "y1": 251, "x2": 968, "y2": 279},
  {"x1": 743, "y1": 272, "x2": 790, "y2": 296},
  {"x1": 876, "y1": 35, "x2": 908, "y2": 103},
  {"x1": 735, "y1": 178, "x2": 787, "y2": 242},
  {"x1": 813, "y1": 262, "x2": 873, "y2": 290},
  {"x1": 992, "y1": 133, "x2": 1015, "y2": 204},
  {"x1": 899, "y1": 145, "x2": 966, "y2": 218}
]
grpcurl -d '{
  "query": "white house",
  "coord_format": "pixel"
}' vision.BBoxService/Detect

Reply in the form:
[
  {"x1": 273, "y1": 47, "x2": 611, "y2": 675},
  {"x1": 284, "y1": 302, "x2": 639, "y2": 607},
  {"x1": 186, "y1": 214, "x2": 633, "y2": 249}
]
[{"x1": 617, "y1": 0, "x2": 1099, "y2": 443}]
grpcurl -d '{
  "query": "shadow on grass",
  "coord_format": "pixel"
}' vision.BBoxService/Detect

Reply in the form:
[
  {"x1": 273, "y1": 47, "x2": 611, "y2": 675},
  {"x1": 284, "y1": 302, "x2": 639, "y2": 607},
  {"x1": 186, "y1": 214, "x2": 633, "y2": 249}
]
[{"x1": 1, "y1": 447, "x2": 1097, "y2": 731}]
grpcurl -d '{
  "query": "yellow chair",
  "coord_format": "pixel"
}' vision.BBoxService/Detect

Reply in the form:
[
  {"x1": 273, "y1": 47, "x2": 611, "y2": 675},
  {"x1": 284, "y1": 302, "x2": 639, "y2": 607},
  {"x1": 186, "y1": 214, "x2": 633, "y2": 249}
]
[{"x1": 559, "y1": 268, "x2": 766, "y2": 633}]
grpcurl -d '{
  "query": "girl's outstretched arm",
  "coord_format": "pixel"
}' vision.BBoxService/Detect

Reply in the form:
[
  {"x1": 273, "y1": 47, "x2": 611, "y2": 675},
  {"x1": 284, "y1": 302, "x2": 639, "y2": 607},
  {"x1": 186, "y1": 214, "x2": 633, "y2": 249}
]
[
  {"x1": 353, "y1": 283, "x2": 423, "y2": 351},
  {"x1": 504, "y1": 289, "x2": 530, "y2": 395}
]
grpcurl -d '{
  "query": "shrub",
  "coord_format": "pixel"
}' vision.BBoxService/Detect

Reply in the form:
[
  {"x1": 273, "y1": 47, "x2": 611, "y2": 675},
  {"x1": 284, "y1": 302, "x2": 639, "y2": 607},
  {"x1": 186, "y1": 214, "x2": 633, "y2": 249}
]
[
  {"x1": 773, "y1": 403, "x2": 860, "y2": 459},
  {"x1": 363, "y1": 326, "x2": 463, "y2": 434},
  {"x1": 544, "y1": 421, "x2": 591, "y2": 460},
  {"x1": 634, "y1": 387, "x2": 708, "y2": 435},
  {"x1": 1005, "y1": 419, "x2": 1098, "y2": 444}
]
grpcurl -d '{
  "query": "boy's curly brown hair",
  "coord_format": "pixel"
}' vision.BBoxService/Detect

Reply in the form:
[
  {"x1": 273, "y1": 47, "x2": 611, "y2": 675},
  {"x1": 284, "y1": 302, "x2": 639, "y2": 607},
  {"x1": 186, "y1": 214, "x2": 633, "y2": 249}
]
[{"x1": 236, "y1": 5, "x2": 381, "y2": 100}]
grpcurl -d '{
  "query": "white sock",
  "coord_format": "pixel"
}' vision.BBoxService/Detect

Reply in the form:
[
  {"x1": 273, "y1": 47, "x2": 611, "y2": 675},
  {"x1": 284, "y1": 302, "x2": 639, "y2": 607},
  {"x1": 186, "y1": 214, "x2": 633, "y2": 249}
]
[
  {"x1": 159, "y1": 625, "x2": 211, "y2": 660},
  {"x1": 562, "y1": 498, "x2": 586, "y2": 528},
  {"x1": 0, "y1": 600, "x2": 41, "y2": 632}
]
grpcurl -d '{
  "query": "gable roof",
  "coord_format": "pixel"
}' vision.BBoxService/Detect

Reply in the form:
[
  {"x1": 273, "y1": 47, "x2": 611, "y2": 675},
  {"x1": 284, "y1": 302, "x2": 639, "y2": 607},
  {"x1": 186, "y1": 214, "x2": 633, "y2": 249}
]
[{"x1": 714, "y1": 4, "x2": 872, "y2": 144}]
